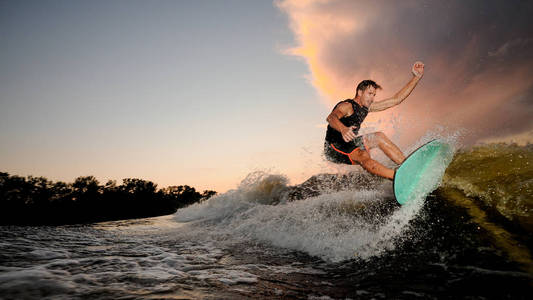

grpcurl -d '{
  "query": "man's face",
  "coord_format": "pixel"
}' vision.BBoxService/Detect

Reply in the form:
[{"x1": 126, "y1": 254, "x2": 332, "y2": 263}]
[{"x1": 360, "y1": 86, "x2": 376, "y2": 107}]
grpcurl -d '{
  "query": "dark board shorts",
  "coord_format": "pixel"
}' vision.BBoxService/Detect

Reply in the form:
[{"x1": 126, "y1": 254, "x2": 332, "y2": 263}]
[{"x1": 324, "y1": 136, "x2": 367, "y2": 165}]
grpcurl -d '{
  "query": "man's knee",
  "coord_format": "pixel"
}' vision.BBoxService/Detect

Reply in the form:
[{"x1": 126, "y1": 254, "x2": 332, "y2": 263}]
[
  {"x1": 349, "y1": 149, "x2": 370, "y2": 164},
  {"x1": 375, "y1": 131, "x2": 386, "y2": 139},
  {"x1": 353, "y1": 155, "x2": 382, "y2": 174},
  {"x1": 360, "y1": 157, "x2": 380, "y2": 172},
  {"x1": 365, "y1": 131, "x2": 387, "y2": 148},
  {"x1": 373, "y1": 131, "x2": 392, "y2": 146},
  {"x1": 350, "y1": 150, "x2": 383, "y2": 173}
]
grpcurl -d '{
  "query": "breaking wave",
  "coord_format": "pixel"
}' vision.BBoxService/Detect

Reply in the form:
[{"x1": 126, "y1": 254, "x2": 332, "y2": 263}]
[
  {"x1": 175, "y1": 170, "x2": 432, "y2": 262},
  {"x1": 175, "y1": 138, "x2": 532, "y2": 267},
  {"x1": 442, "y1": 143, "x2": 533, "y2": 232}
]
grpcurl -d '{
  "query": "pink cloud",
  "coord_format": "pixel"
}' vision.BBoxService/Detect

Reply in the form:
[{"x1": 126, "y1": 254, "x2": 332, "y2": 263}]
[{"x1": 278, "y1": 0, "x2": 533, "y2": 146}]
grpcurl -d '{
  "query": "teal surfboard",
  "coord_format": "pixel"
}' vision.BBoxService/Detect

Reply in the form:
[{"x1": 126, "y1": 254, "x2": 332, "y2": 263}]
[{"x1": 393, "y1": 140, "x2": 454, "y2": 205}]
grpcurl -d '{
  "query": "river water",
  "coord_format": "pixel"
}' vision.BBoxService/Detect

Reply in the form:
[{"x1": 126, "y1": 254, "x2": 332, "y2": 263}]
[{"x1": 1, "y1": 143, "x2": 532, "y2": 299}]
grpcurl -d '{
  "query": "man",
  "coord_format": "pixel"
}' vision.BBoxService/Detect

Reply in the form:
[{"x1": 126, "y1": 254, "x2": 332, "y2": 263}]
[{"x1": 324, "y1": 61, "x2": 425, "y2": 180}]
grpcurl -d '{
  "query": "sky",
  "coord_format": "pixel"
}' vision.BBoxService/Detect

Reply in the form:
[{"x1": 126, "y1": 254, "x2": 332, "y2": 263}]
[{"x1": 1, "y1": 0, "x2": 533, "y2": 192}]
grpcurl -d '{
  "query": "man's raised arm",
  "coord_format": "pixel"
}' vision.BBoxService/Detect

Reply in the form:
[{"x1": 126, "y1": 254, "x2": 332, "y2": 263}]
[{"x1": 369, "y1": 61, "x2": 424, "y2": 112}]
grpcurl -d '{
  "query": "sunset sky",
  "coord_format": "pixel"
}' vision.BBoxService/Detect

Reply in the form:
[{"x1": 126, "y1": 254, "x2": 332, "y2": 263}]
[{"x1": 2, "y1": 0, "x2": 533, "y2": 192}]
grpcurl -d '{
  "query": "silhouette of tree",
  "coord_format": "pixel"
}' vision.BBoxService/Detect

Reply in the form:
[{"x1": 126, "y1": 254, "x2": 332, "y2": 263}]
[
  {"x1": 0, "y1": 171, "x2": 216, "y2": 225},
  {"x1": 201, "y1": 190, "x2": 217, "y2": 201}
]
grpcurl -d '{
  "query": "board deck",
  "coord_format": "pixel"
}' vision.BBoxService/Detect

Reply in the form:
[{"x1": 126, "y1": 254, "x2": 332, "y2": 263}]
[{"x1": 393, "y1": 140, "x2": 454, "y2": 205}]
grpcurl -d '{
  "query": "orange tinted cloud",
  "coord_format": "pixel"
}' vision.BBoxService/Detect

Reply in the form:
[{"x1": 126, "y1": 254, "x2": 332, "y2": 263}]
[
  {"x1": 276, "y1": 0, "x2": 379, "y2": 101},
  {"x1": 277, "y1": 0, "x2": 533, "y2": 145}
]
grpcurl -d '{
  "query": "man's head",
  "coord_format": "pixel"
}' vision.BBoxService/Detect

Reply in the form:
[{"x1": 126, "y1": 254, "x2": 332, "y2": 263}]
[{"x1": 355, "y1": 80, "x2": 382, "y2": 107}]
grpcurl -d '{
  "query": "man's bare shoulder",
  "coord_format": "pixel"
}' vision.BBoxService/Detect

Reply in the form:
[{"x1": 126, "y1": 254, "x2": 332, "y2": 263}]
[{"x1": 333, "y1": 101, "x2": 354, "y2": 116}]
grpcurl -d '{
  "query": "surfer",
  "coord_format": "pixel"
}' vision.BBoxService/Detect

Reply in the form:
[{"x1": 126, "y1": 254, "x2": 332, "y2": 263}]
[{"x1": 324, "y1": 61, "x2": 425, "y2": 180}]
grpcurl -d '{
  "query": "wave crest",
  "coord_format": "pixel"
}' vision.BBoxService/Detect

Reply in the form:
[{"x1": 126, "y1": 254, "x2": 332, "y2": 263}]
[{"x1": 443, "y1": 143, "x2": 533, "y2": 232}]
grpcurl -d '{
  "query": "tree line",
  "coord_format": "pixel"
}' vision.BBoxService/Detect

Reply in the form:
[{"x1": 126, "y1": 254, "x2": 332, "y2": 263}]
[{"x1": 0, "y1": 172, "x2": 216, "y2": 225}]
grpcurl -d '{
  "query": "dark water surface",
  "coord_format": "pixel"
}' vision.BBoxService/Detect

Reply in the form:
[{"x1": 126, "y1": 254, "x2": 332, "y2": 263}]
[
  {"x1": 1, "y1": 143, "x2": 532, "y2": 299},
  {"x1": 1, "y1": 199, "x2": 531, "y2": 299}
]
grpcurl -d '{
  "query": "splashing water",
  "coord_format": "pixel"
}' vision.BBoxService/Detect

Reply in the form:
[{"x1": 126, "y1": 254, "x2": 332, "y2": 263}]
[
  {"x1": 176, "y1": 174, "x2": 427, "y2": 262},
  {"x1": 2, "y1": 139, "x2": 532, "y2": 299}
]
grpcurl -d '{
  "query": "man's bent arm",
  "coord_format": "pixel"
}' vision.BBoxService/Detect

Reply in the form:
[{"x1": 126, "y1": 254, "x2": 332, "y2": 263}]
[
  {"x1": 369, "y1": 75, "x2": 422, "y2": 112},
  {"x1": 369, "y1": 61, "x2": 424, "y2": 112},
  {"x1": 327, "y1": 103, "x2": 350, "y2": 133},
  {"x1": 326, "y1": 102, "x2": 357, "y2": 142}
]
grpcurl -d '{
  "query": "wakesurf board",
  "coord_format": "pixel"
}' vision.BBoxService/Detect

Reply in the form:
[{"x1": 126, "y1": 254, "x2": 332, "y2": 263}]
[{"x1": 393, "y1": 139, "x2": 454, "y2": 205}]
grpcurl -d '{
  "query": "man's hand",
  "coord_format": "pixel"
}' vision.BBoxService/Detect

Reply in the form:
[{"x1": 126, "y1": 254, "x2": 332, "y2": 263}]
[
  {"x1": 341, "y1": 126, "x2": 357, "y2": 142},
  {"x1": 412, "y1": 61, "x2": 424, "y2": 78}
]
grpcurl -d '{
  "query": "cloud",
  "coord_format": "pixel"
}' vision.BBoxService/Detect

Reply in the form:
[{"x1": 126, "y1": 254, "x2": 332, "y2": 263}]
[
  {"x1": 488, "y1": 38, "x2": 533, "y2": 58},
  {"x1": 277, "y1": 0, "x2": 533, "y2": 145}
]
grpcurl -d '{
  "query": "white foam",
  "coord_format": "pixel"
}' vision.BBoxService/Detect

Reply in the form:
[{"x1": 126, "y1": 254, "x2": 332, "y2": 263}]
[
  {"x1": 174, "y1": 131, "x2": 462, "y2": 262},
  {"x1": 174, "y1": 171, "x2": 427, "y2": 262},
  {"x1": 0, "y1": 268, "x2": 77, "y2": 298},
  {"x1": 194, "y1": 269, "x2": 258, "y2": 285},
  {"x1": 175, "y1": 172, "x2": 289, "y2": 222},
  {"x1": 28, "y1": 249, "x2": 70, "y2": 260}
]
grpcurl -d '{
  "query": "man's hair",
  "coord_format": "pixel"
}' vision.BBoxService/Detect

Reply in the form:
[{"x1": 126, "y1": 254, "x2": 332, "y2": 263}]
[{"x1": 356, "y1": 80, "x2": 382, "y2": 96}]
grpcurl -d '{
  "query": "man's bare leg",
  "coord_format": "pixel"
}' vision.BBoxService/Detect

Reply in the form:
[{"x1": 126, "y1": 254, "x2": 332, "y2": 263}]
[
  {"x1": 364, "y1": 132, "x2": 405, "y2": 164},
  {"x1": 349, "y1": 149, "x2": 395, "y2": 179}
]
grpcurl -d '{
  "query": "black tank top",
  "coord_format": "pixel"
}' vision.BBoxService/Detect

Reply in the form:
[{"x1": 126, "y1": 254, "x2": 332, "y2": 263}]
[{"x1": 325, "y1": 99, "x2": 369, "y2": 144}]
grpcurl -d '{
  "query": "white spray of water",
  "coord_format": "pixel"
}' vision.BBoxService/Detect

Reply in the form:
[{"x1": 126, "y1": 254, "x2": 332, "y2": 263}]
[
  {"x1": 175, "y1": 175, "x2": 419, "y2": 262},
  {"x1": 175, "y1": 135, "x2": 458, "y2": 262},
  {"x1": 175, "y1": 172, "x2": 289, "y2": 223}
]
